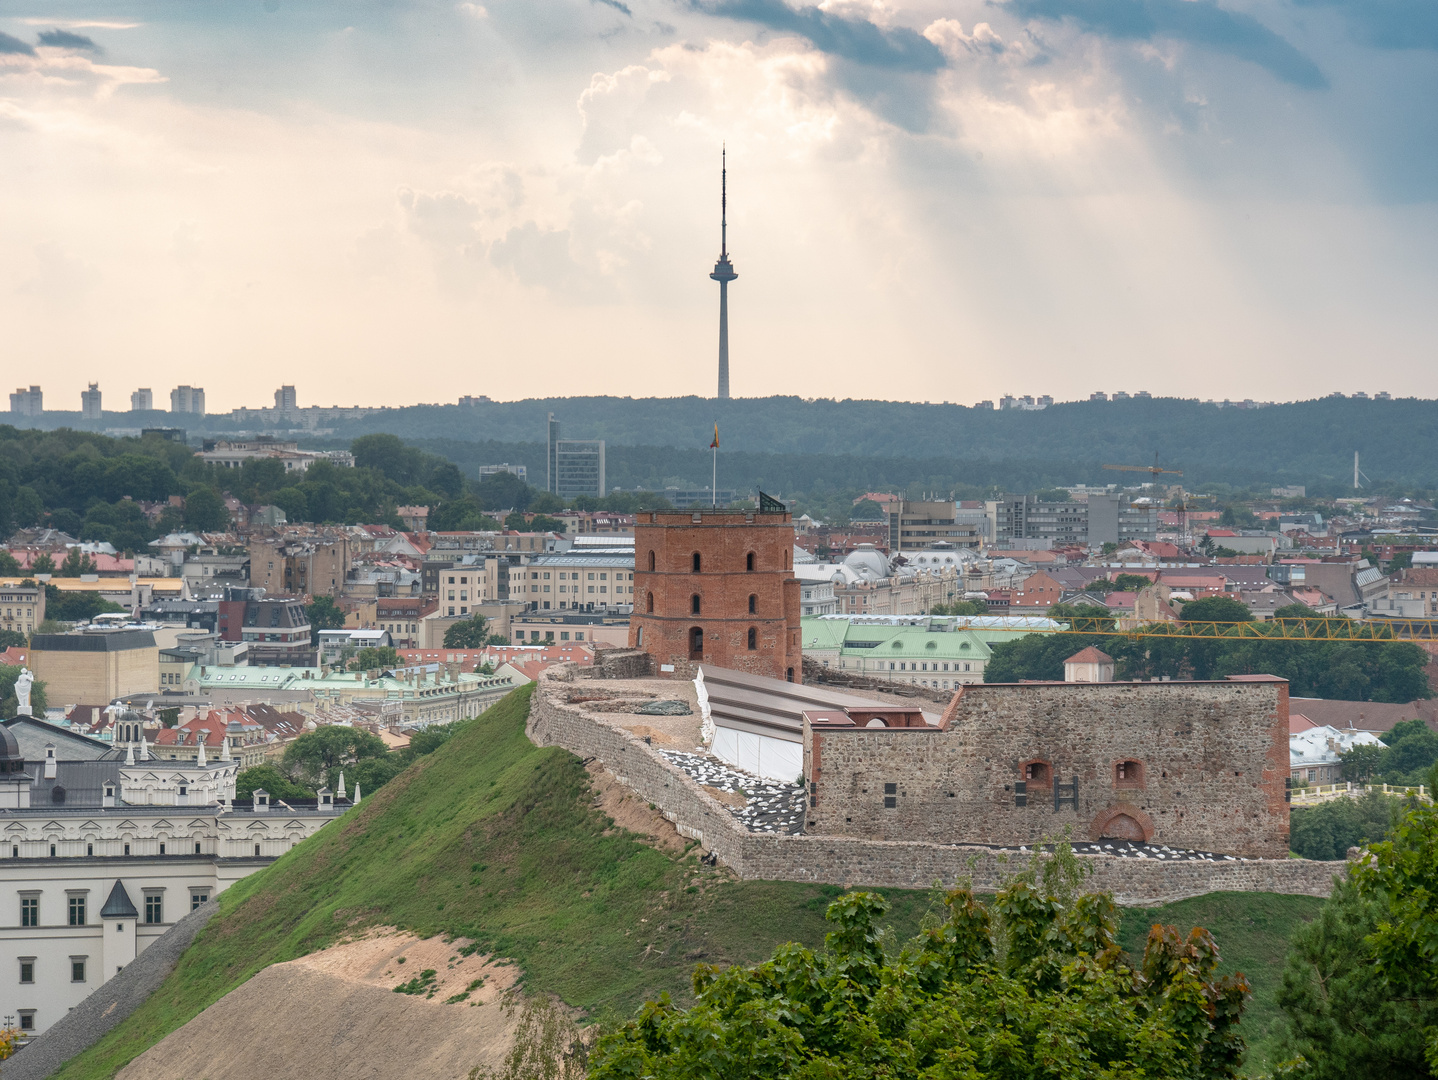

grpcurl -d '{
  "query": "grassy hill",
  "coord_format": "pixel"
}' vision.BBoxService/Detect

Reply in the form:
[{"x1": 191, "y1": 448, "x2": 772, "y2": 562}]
[{"x1": 54, "y1": 685, "x2": 1323, "y2": 1078}]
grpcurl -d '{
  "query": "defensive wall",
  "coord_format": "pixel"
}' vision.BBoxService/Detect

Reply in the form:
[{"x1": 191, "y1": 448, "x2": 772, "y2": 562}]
[{"x1": 528, "y1": 671, "x2": 1342, "y2": 906}]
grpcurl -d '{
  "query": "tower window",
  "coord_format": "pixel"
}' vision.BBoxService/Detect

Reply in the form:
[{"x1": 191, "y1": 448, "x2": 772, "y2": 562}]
[
  {"x1": 748, "y1": 594, "x2": 756, "y2": 614},
  {"x1": 692, "y1": 552, "x2": 702, "y2": 573},
  {"x1": 646, "y1": 593, "x2": 654, "y2": 613},
  {"x1": 746, "y1": 552, "x2": 755, "y2": 571},
  {"x1": 648, "y1": 550, "x2": 655, "y2": 572},
  {"x1": 691, "y1": 594, "x2": 702, "y2": 615},
  {"x1": 747, "y1": 627, "x2": 757, "y2": 650},
  {"x1": 689, "y1": 627, "x2": 704, "y2": 660}
]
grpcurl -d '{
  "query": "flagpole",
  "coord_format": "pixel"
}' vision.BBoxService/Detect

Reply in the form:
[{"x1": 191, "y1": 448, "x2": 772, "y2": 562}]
[{"x1": 712, "y1": 436, "x2": 717, "y2": 508}]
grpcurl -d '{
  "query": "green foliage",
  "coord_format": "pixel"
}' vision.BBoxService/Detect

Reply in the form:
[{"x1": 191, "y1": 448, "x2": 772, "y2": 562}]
[
  {"x1": 988, "y1": 622, "x2": 1432, "y2": 702},
  {"x1": 1277, "y1": 874, "x2": 1438, "y2": 1076},
  {"x1": 1338, "y1": 743, "x2": 1385, "y2": 783},
  {"x1": 0, "y1": 551, "x2": 18, "y2": 574},
  {"x1": 30, "y1": 553, "x2": 56, "y2": 574},
  {"x1": 1180, "y1": 596, "x2": 1255, "y2": 623},
  {"x1": 590, "y1": 879, "x2": 1251, "y2": 1080},
  {"x1": 57, "y1": 549, "x2": 96, "y2": 576},
  {"x1": 183, "y1": 487, "x2": 230, "y2": 531},
  {"x1": 1379, "y1": 719, "x2": 1438, "y2": 784},
  {"x1": 1114, "y1": 573, "x2": 1154, "y2": 592},
  {"x1": 1350, "y1": 769, "x2": 1438, "y2": 1068},
  {"x1": 0, "y1": 665, "x2": 46, "y2": 717},
  {"x1": 235, "y1": 765, "x2": 315, "y2": 802},
  {"x1": 280, "y1": 725, "x2": 389, "y2": 789},
  {"x1": 931, "y1": 600, "x2": 988, "y2": 616},
  {"x1": 349, "y1": 645, "x2": 400, "y2": 672},
  {"x1": 1030, "y1": 486, "x2": 1074, "y2": 502},
  {"x1": 444, "y1": 615, "x2": 491, "y2": 649},
  {"x1": 0, "y1": 630, "x2": 26, "y2": 649},
  {"x1": 42, "y1": 584, "x2": 124, "y2": 624},
  {"x1": 1288, "y1": 792, "x2": 1403, "y2": 860},
  {"x1": 305, "y1": 595, "x2": 346, "y2": 645},
  {"x1": 850, "y1": 498, "x2": 885, "y2": 521}
]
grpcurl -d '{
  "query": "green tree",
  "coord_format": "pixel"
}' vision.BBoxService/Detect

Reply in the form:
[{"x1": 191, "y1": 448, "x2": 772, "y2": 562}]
[
  {"x1": 1380, "y1": 719, "x2": 1438, "y2": 783},
  {"x1": 30, "y1": 553, "x2": 56, "y2": 575},
  {"x1": 931, "y1": 600, "x2": 988, "y2": 616},
  {"x1": 57, "y1": 548, "x2": 97, "y2": 577},
  {"x1": 350, "y1": 754, "x2": 406, "y2": 794},
  {"x1": 305, "y1": 595, "x2": 347, "y2": 645},
  {"x1": 1348, "y1": 777, "x2": 1438, "y2": 1070},
  {"x1": 0, "y1": 630, "x2": 26, "y2": 650},
  {"x1": 184, "y1": 487, "x2": 229, "y2": 531},
  {"x1": 235, "y1": 764, "x2": 315, "y2": 801},
  {"x1": 1030, "y1": 487, "x2": 1074, "y2": 502},
  {"x1": 1179, "y1": 596, "x2": 1254, "y2": 624},
  {"x1": 1114, "y1": 573, "x2": 1154, "y2": 592},
  {"x1": 444, "y1": 615, "x2": 491, "y2": 649},
  {"x1": 590, "y1": 880, "x2": 1250, "y2": 1080},
  {"x1": 1339, "y1": 743, "x2": 1386, "y2": 784},
  {"x1": 350, "y1": 645, "x2": 401, "y2": 672},
  {"x1": 281, "y1": 726, "x2": 389, "y2": 789},
  {"x1": 0, "y1": 551, "x2": 19, "y2": 575},
  {"x1": 42, "y1": 584, "x2": 124, "y2": 624},
  {"x1": 1288, "y1": 791, "x2": 1401, "y2": 860},
  {"x1": 849, "y1": 498, "x2": 885, "y2": 521},
  {"x1": 1275, "y1": 875, "x2": 1436, "y2": 1077},
  {"x1": 0, "y1": 666, "x2": 46, "y2": 716}
]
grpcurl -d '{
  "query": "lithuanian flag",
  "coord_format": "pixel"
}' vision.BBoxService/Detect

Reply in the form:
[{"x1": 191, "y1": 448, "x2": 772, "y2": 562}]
[{"x1": 709, "y1": 423, "x2": 720, "y2": 449}]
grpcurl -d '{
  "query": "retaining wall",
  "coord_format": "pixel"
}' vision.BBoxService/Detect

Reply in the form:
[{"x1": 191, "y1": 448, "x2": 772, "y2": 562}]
[{"x1": 529, "y1": 676, "x2": 1343, "y2": 906}]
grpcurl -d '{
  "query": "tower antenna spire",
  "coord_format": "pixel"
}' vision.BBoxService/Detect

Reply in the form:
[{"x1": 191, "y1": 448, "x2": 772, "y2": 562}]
[{"x1": 710, "y1": 146, "x2": 737, "y2": 400}]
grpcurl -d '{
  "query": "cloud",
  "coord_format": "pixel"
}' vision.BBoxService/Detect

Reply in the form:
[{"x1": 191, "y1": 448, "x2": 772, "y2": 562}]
[
  {"x1": 1293, "y1": 0, "x2": 1438, "y2": 51},
  {"x1": 0, "y1": 31, "x2": 37, "y2": 56},
  {"x1": 1006, "y1": 0, "x2": 1327, "y2": 88},
  {"x1": 690, "y1": 0, "x2": 946, "y2": 71},
  {"x1": 594, "y1": 0, "x2": 634, "y2": 14},
  {"x1": 37, "y1": 29, "x2": 104, "y2": 53},
  {"x1": 18, "y1": 18, "x2": 140, "y2": 29}
]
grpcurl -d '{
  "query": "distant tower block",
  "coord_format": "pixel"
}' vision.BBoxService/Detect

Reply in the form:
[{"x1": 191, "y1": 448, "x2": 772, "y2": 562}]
[{"x1": 709, "y1": 148, "x2": 737, "y2": 400}]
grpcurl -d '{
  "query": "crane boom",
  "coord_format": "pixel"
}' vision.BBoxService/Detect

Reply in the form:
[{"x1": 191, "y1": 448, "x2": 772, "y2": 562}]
[{"x1": 1102, "y1": 463, "x2": 1183, "y2": 476}]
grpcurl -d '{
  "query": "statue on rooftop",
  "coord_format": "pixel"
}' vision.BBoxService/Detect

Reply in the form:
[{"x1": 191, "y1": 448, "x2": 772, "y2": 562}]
[{"x1": 14, "y1": 668, "x2": 33, "y2": 716}]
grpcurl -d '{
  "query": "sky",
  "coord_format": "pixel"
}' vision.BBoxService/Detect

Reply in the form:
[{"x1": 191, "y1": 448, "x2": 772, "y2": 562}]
[{"x1": 2, "y1": 0, "x2": 1436, "y2": 412}]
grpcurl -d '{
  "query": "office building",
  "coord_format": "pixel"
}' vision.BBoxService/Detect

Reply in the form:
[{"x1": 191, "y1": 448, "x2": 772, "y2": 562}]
[
  {"x1": 9, "y1": 387, "x2": 42, "y2": 416},
  {"x1": 477, "y1": 463, "x2": 527, "y2": 482},
  {"x1": 985, "y1": 494, "x2": 1157, "y2": 548},
  {"x1": 170, "y1": 386, "x2": 206, "y2": 416},
  {"x1": 886, "y1": 500, "x2": 983, "y2": 553},
  {"x1": 546, "y1": 416, "x2": 605, "y2": 499},
  {"x1": 80, "y1": 383, "x2": 102, "y2": 420}
]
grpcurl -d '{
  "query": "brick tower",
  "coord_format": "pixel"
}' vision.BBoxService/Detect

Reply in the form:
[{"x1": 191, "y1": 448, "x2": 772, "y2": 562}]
[{"x1": 630, "y1": 502, "x2": 802, "y2": 682}]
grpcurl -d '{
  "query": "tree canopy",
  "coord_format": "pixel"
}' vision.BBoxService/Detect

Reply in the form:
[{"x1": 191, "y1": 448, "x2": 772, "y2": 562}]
[
  {"x1": 280, "y1": 726, "x2": 389, "y2": 789},
  {"x1": 444, "y1": 615, "x2": 493, "y2": 649},
  {"x1": 591, "y1": 865, "x2": 1250, "y2": 1080}
]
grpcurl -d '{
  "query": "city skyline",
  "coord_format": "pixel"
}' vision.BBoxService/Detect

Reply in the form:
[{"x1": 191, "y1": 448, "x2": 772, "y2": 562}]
[{"x1": 2, "y1": 2, "x2": 1435, "y2": 406}]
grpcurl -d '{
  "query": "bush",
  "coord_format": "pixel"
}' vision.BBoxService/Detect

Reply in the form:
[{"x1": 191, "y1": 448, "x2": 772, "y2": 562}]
[{"x1": 1288, "y1": 792, "x2": 1402, "y2": 861}]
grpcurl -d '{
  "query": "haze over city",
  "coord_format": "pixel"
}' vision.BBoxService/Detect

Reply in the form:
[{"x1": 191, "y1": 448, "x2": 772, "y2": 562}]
[{"x1": 3, "y1": 0, "x2": 1436, "y2": 407}]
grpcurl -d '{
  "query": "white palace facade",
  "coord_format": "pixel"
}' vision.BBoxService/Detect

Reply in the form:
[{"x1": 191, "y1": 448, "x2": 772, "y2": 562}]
[{"x1": 0, "y1": 715, "x2": 347, "y2": 1036}]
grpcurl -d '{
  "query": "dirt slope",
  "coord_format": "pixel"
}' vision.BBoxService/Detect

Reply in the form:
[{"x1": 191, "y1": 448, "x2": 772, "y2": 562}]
[{"x1": 116, "y1": 932, "x2": 518, "y2": 1080}]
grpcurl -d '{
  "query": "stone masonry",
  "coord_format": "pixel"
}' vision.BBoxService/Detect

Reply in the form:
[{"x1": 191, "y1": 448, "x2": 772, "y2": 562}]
[
  {"x1": 528, "y1": 671, "x2": 1338, "y2": 906},
  {"x1": 805, "y1": 677, "x2": 1292, "y2": 859}
]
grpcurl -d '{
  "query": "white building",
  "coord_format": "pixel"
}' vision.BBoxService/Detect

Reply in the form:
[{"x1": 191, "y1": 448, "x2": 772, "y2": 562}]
[
  {"x1": 1289, "y1": 723, "x2": 1385, "y2": 784},
  {"x1": 80, "y1": 383, "x2": 102, "y2": 420},
  {"x1": 169, "y1": 386, "x2": 206, "y2": 415},
  {"x1": 130, "y1": 388, "x2": 153, "y2": 412},
  {"x1": 0, "y1": 717, "x2": 346, "y2": 1036},
  {"x1": 519, "y1": 549, "x2": 634, "y2": 613},
  {"x1": 198, "y1": 440, "x2": 353, "y2": 473}
]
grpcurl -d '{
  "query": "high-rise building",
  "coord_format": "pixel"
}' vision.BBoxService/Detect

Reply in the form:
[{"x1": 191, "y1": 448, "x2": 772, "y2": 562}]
[
  {"x1": 9, "y1": 386, "x2": 42, "y2": 416},
  {"x1": 553, "y1": 441, "x2": 605, "y2": 500},
  {"x1": 709, "y1": 148, "x2": 736, "y2": 400},
  {"x1": 170, "y1": 386, "x2": 206, "y2": 415},
  {"x1": 985, "y1": 493, "x2": 1157, "y2": 548},
  {"x1": 886, "y1": 500, "x2": 983, "y2": 552},
  {"x1": 81, "y1": 382, "x2": 102, "y2": 420},
  {"x1": 274, "y1": 385, "x2": 297, "y2": 415},
  {"x1": 546, "y1": 413, "x2": 562, "y2": 492},
  {"x1": 130, "y1": 388, "x2": 154, "y2": 412}
]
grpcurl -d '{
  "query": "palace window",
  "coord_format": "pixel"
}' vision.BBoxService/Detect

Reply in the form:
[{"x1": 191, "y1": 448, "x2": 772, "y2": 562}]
[
  {"x1": 20, "y1": 896, "x2": 37, "y2": 927},
  {"x1": 68, "y1": 895, "x2": 86, "y2": 926}
]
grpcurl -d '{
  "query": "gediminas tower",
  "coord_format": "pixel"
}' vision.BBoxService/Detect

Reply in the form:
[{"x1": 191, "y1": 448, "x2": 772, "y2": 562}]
[{"x1": 629, "y1": 506, "x2": 802, "y2": 682}]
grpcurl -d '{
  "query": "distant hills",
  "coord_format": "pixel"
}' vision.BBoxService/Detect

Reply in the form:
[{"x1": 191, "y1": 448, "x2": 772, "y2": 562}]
[{"x1": 16, "y1": 395, "x2": 1437, "y2": 495}]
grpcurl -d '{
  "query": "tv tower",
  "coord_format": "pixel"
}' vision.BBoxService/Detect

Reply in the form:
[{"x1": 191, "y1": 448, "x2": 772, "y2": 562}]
[{"x1": 709, "y1": 147, "x2": 737, "y2": 400}]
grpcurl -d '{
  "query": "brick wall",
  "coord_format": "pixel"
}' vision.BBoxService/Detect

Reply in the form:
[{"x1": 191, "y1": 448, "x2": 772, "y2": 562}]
[
  {"x1": 527, "y1": 673, "x2": 1337, "y2": 906},
  {"x1": 805, "y1": 678, "x2": 1291, "y2": 858},
  {"x1": 629, "y1": 511, "x2": 802, "y2": 682}
]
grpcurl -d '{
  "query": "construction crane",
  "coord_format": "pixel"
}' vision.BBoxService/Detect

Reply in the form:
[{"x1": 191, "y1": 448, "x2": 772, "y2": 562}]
[{"x1": 1102, "y1": 456, "x2": 1186, "y2": 538}]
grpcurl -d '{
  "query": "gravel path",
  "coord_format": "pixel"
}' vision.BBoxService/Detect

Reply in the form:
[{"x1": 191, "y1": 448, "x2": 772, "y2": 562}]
[{"x1": 658, "y1": 750, "x2": 806, "y2": 835}]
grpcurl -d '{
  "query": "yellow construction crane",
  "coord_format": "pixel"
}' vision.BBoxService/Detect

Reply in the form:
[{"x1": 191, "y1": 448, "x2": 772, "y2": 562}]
[{"x1": 1102, "y1": 457, "x2": 1183, "y2": 478}]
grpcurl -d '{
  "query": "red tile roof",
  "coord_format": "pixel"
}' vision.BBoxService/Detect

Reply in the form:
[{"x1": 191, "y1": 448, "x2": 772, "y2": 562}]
[{"x1": 1065, "y1": 646, "x2": 1113, "y2": 664}]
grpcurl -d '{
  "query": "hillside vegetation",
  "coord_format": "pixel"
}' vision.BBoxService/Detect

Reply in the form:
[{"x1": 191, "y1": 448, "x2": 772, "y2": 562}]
[{"x1": 53, "y1": 686, "x2": 1324, "y2": 1078}]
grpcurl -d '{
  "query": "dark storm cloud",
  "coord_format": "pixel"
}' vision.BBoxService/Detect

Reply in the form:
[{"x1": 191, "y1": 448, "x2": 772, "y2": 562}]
[
  {"x1": 0, "y1": 31, "x2": 37, "y2": 55},
  {"x1": 37, "y1": 28, "x2": 104, "y2": 52},
  {"x1": 1007, "y1": 0, "x2": 1326, "y2": 88},
  {"x1": 690, "y1": 0, "x2": 947, "y2": 71},
  {"x1": 1294, "y1": 0, "x2": 1438, "y2": 50}
]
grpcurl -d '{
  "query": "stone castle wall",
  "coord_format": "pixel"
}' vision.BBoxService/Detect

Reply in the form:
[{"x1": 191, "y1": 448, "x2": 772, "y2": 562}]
[
  {"x1": 527, "y1": 675, "x2": 1340, "y2": 906},
  {"x1": 806, "y1": 678, "x2": 1291, "y2": 859}
]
